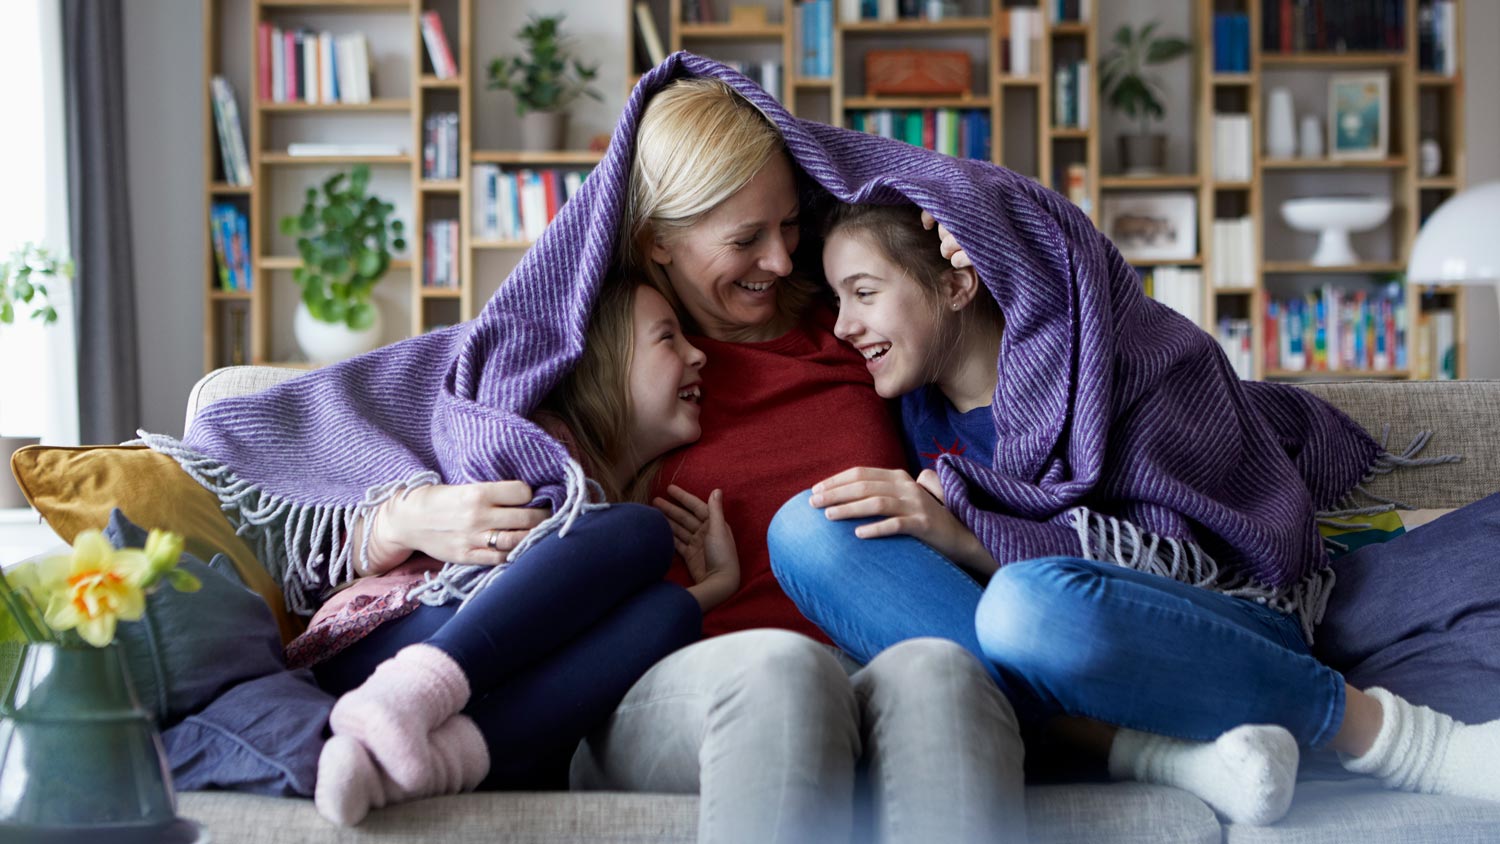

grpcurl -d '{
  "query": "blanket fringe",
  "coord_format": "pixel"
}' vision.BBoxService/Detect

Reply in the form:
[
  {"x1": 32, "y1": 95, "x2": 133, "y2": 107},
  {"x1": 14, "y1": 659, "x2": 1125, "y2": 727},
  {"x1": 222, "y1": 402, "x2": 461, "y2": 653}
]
[
  {"x1": 1069, "y1": 507, "x2": 1334, "y2": 643},
  {"x1": 137, "y1": 431, "x2": 441, "y2": 615}
]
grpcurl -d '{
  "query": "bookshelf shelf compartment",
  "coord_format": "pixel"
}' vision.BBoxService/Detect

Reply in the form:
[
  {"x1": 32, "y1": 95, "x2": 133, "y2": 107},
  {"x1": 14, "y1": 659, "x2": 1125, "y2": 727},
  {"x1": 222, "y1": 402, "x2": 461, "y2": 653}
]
[
  {"x1": 679, "y1": 24, "x2": 784, "y2": 40},
  {"x1": 258, "y1": 99, "x2": 412, "y2": 113},
  {"x1": 471, "y1": 150, "x2": 603, "y2": 165},
  {"x1": 844, "y1": 95, "x2": 991, "y2": 110},
  {"x1": 840, "y1": 19, "x2": 993, "y2": 34}
]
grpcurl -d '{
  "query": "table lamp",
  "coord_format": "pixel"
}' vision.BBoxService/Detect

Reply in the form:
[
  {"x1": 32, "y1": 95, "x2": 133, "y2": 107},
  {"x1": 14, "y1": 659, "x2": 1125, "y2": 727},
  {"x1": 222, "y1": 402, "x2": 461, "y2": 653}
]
[{"x1": 1406, "y1": 181, "x2": 1500, "y2": 375}]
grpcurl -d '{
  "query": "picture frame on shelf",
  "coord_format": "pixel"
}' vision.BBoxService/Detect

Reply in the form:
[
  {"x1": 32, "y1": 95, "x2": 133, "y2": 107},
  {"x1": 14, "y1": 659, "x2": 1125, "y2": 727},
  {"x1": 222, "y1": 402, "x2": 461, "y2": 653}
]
[
  {"x1": 1101, "y1": 192, "x2": 1197, "y2": 261},
  {"x1": 1328, "y1": 72, "x2": 1389, "y2": 160}
]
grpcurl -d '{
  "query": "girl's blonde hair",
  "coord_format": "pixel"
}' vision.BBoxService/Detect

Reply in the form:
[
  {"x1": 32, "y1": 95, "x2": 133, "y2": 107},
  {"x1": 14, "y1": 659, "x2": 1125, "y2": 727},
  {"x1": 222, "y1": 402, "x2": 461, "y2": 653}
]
[
  {"x1": 624, "y1": 76, "x2": 822, "y2": 331},
  {"x1": 536, "y1": 280, "x2": 660, "y2": 504}
]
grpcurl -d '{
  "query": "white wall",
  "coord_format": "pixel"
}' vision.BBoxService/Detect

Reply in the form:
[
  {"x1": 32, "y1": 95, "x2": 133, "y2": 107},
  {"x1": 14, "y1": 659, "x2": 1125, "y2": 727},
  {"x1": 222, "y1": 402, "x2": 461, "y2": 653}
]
[{"x1": 120, "y1": 1, "x2": 1500, "y2": 438}]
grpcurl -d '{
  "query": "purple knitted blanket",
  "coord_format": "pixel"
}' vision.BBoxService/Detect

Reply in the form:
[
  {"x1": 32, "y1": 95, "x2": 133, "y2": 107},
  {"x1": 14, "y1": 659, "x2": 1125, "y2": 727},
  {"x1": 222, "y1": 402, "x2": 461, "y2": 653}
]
[{"x1": 146, "y1": 53, "x2": 1382, "y2": 629}]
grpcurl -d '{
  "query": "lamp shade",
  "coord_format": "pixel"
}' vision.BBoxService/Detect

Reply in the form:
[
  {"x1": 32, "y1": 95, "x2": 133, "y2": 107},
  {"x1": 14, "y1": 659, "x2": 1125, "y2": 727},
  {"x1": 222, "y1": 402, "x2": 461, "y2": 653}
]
[{"x1": 1407, "y1": 181, "x2": 1500, "y2": 285}]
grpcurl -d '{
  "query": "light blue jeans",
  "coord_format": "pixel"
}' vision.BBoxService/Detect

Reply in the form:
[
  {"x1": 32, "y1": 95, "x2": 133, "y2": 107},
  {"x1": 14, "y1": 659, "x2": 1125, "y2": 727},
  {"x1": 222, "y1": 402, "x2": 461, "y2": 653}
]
[{"x1": 768, "y1": 490, "x2": 1346, "y2": 749}]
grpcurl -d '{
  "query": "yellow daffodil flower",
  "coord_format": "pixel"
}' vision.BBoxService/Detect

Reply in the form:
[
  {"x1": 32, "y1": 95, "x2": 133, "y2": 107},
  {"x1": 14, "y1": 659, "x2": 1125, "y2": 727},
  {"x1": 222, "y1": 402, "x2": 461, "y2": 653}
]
[{"x1": 36, "y1": 530, "x2": 151, "y2": 648}]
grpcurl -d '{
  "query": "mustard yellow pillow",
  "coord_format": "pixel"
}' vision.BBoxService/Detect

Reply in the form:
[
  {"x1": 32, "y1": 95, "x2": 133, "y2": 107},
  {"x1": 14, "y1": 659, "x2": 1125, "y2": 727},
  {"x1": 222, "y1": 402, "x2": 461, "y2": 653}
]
[{"x1": 10, "y1": 444, "x2": 304, "y2": 644}]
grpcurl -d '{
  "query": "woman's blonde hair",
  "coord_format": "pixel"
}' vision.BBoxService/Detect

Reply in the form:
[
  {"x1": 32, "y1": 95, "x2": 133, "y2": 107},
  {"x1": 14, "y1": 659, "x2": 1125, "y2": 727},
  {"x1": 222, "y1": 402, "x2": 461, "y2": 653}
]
[
  {"x1": 625, "y1": 76, "x2": 821, "y2": 332},
  {"x1": 536, "y1": 279, "x2": 660, "y2": 504}
]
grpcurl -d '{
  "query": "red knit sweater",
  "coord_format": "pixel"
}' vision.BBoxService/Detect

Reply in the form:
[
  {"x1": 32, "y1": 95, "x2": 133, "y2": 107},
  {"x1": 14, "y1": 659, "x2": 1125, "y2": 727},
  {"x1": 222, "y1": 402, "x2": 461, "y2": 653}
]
[{"x1": 658, "y1": 309, "x2": 908, "y2": 639}]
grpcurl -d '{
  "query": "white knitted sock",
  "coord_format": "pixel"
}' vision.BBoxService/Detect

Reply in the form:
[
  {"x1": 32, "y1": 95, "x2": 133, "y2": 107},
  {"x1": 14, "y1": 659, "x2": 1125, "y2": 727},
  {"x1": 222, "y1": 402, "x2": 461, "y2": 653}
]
[
  {"x1": 1108, "y1": 725, "x2": 1299, "y2": 826},
  {"x1": 1342, "y1": 687, "x2": 1500, "y2": 802}
]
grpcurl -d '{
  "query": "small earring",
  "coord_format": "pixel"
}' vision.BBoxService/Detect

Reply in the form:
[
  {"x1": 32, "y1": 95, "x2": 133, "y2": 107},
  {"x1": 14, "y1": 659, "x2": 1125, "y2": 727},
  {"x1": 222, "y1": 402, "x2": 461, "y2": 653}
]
[{"x1": 951, "y1": 302, "x2": 961, "y2": 310}]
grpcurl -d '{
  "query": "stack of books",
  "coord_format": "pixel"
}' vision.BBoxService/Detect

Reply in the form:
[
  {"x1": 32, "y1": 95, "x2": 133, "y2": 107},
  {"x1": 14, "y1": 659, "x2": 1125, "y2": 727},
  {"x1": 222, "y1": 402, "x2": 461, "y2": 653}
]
[
  {"x1": 1263, "y1": 0, "x2": 1406, "y2": 53},
  {"x1": 1212, "y1": 13, "x2": 1251, "y2": 72},
  {"x1": 209, "y1": 203, "x2": 252, "y2": 292},
  {"x1": 210, "y1": 76, "x2": 250, "y2": 186},
  {"x1": 1211, "y1": 217, "x2": 1255, "y2": 288},
  {"x1": 1212, "y1": 114, "x2": 1253, "y2": 182},
  {"x1": 257, "y1": 25, "x2": 373, "y2": 104},
  {"x1": 1053, "y1": 61, "x2": 1090, "y2": 129},
  {"x1": 1418, "y1": 1, "x2": 1459, "y2": 75},
  {"x1": 843, "y1": 0, "x2": 964, "y2": 22},
  {"x1": 797, "y1": 0, "x2": 834, "y2": 79},
  {"x1": 424, "y1": 220, "x2": 461, "y2": 289},
  {"x1": 472, "y1": 166, "x2": 589, "y2": 243},
  {"x1": 847, "y1": 109, "x2": 991, "y2": 161},
  {"x1": 1216, "y1": 318, "x2": 1254, "y2": 380},
  {"x1": 1412, "y1": 306, "x2": 1457, "y2": 379},
  {"x1": 420, "y1": 11, "x2": 459, "y2": 79},
  {"x1": 1003, "y1": 8, "x2": 1044, "y2": 76},
  {"x1": 423, "y1": 113, "x2": 460, "y2": 181},
  {"x1": 1264, "y1": 286, "x2": 1407, "y2": 373},
  {"x1": 1141, "y1": 266, "x2": 1204, "y2": 328}
]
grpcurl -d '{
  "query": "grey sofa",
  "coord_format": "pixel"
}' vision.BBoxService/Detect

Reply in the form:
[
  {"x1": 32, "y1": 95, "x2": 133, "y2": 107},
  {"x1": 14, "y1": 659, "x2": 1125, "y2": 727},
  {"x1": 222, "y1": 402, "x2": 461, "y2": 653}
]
[{"x1": 177, "y1": 367, "x2": 1500, "y2": 842}]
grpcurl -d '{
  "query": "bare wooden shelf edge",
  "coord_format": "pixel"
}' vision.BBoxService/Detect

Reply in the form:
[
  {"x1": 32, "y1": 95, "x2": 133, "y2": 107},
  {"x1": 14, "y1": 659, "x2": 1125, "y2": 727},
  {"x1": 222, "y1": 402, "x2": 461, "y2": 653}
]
[
  {"x1": 209, "y1": 182, "x2": 252, "y2": 194},
  {"x1": 1259, "y1": 52, "x2": 1406, "y2": 67},
  {"x1": 840, "y1": 18, "x2": 993, "y2": 34},
  {"x1": 844, "y1": 95, "x2": 992, "y2": 109},
  {"x1": 471, "y1": 150, "x2": 604, "y2": 165},
  {"x1": 1100, "y1": 175, "x2": 1203, "y2": 189},
  {"x1": 471, "y1": 240, "x2": 532, "y2": 250},
  {"x1": 679, "y1": 23, "x2": 784, "y2": 39},
  {"x1": 258, "y1": 99, "x2": 413, "y2": 112},
  {"x1": 259, "y1": 153, "x2": 413, "y2": 165},
  {"x1": 419, "y1": 288, "x2": 463, "y2": 298},
  {"x1": 1130, "y1": 256, "x2": 1205, "y2": 266},
  {"x1": 1261, "y1": 157, "x2": 1408, "y2": 170},
  {"x1": 260, "y1": 0, "x2": 407, "y2": 8},
  {"x1": 1265, "y1": 369, "x2": 1412, "y2": 379},
  {"x1": 1262, "y1": 262, "x2": 1405, "y2": 274},
  {"x1": 419, "y1": 75, "x2": 463, "y2": 89},
  {"x1": 260, "y1": 256, "x2": 413, "y2": 270}
]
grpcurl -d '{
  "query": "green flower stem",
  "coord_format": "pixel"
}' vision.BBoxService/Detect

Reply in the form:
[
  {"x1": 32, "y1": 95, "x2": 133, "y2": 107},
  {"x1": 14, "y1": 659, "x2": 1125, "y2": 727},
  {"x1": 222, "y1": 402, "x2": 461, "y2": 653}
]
[{"x1": 0, "y1": 567, "x2": 51, "y2": 644}]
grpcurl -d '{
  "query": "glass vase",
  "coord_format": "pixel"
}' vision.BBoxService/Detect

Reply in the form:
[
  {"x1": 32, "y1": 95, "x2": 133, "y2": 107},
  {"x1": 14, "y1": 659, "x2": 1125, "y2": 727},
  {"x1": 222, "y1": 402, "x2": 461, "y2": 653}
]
[{"x1": 0, "y1": 642, "x2": 177, "y2": 843}]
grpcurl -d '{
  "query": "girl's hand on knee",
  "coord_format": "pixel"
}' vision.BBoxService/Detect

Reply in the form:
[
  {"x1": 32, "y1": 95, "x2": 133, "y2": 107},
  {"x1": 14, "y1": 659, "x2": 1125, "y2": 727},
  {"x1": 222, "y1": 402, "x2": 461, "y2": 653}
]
[
  {"x1": 366, "y1": 481, "x2": 549, "y2": 573},
  {"x1": 921, "y1": 210, "x2": 972, "y2": 269},
  {"x1": 811, "y1": 467, "x2": 997, "y2": 575},
  {"x1": 654, "y1": 485, "x2": 741, "y2": 611}
]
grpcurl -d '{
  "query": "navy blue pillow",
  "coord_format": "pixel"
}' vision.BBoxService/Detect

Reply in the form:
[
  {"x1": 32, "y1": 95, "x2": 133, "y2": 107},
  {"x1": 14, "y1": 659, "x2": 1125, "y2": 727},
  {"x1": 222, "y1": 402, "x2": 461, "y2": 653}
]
[
  {"x1": 1313, "y1": 493, "x2": 1500, "y2": 724},
  {"x1": 104, "y1": 509, "x2": 332, "y2": 796}
]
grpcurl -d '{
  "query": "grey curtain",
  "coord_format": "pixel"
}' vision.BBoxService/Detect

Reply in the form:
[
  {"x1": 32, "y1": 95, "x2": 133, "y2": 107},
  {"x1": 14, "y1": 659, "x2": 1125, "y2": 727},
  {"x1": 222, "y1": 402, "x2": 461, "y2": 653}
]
[{"x1": 63, "y1": 0, "x2": 140, "y2": 443}]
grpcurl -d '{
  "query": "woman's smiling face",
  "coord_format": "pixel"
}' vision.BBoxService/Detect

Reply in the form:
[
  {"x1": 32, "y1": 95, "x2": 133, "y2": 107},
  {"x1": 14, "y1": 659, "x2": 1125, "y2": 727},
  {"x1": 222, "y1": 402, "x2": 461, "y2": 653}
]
[{"x1": 648, "y1": 154, "x2": 801, "y2": 342}]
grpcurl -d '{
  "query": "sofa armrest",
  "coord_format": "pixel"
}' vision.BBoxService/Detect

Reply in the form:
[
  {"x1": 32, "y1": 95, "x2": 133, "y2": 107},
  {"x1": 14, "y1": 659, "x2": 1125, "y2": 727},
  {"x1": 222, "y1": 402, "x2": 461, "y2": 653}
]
[{"x1": 184, "y1": 366, "x2": 304, "y2": 436}]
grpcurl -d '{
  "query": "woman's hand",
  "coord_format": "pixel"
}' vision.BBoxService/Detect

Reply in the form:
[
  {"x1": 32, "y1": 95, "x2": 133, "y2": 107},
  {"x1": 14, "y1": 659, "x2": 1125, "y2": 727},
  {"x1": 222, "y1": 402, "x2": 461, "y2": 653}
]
[
  {"x1": 359, "y1": 481, "x2": 549, "y2": 575},
  {"x1": 921, "y1": 210, "x2": 972, "y2": 269},
  {"x1": 654, "y1": 485, "x2": 741, "y2": 612},
  {"x1": 810, "y1": 467, "x2": 997, "y2": 576}
]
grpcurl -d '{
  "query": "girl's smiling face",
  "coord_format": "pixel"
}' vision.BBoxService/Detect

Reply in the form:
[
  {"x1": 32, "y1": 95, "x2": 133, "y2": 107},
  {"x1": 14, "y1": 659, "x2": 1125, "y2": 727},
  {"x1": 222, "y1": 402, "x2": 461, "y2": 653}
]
[
  {"x1": 625, "y1": 285, "x2": 708, "y2": 465},
  {"x1": 823, "y1": 229, "x2": 948, "y2": 399}
]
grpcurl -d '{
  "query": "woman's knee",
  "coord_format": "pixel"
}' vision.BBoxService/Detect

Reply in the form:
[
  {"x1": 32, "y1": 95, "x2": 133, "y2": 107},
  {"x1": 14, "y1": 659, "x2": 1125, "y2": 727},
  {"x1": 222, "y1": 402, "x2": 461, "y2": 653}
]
[
  {"x1": 718, "y1": 630, "x2": 856, "y2": 720},
  {"x1": 768, "y1": 490, "x2": 862, "y2": 590}
]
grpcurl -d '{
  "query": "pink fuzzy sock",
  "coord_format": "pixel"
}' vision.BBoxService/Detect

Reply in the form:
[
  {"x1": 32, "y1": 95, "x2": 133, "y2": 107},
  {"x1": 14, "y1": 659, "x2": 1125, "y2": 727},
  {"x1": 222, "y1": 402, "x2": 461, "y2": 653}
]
[
  {"x1": 328, "y1": 643, "x2": 471, "y2": 790},
  {"x1": 314, "y1": 716, "x2": 489, "y2": 827}
]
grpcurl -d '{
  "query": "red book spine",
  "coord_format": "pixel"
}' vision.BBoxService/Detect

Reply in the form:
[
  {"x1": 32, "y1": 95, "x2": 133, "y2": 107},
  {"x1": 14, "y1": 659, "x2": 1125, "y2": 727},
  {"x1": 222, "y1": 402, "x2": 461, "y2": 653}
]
[
  {"x1": 424, "y1": 12, "x2": 458, "y2": 78},
  {"x1": 1265, "y1": 305, "x2": 1279, "y2": 370},
  {"x1": 542, "y1": 170, "x2": 561, "y2": 221},
  {"x1": 1280, "y1": 0, "x2": 1292, "y2": 52},
  {"x1": 284, "y1": 31, "x2": 296, "y2": 101},
  {"x1": 922, "y1": 110, "x2": 936, "y2": 150},
  {"x1": 257, "y1": 24, "x2": 272, "y2": 101}
]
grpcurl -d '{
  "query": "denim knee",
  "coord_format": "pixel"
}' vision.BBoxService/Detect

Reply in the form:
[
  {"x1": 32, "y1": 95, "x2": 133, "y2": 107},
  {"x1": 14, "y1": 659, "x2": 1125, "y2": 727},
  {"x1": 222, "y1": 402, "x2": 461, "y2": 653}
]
[
  {"x1": 768, "y1": 490, "x2": 858, "y2": 591},
  {"x1": 975, "y1": 557, "x2": 1113, "y2": 686}
]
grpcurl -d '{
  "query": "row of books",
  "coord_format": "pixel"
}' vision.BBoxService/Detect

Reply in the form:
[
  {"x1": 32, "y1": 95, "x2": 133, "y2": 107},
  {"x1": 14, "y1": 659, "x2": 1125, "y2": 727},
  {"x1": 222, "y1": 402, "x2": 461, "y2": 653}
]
[
  {"x1": 210, "y1": 76, "x2": 251, "y2": 187},
  {"x1": 1264, "y1": 287, "x2": 1407, "y2": 373},
  {"x1": 257, "y1": 26, "x2": 373, "y2": 104},
  {"x1": 1053, "y1": 61, "x2": 1090, "y2": 129},
  {"x1": 727, "y1": 62, "x2": 784, "y2": 102},
  {"x1": 1263, "y1": 0, "x2": 1406, "y2": 54},
  {"x1": 1211, "y1": 13, "x2": 1252, "y2": 73},
  {"x1": 842, "y1": 0, "x2": 963, "y2": 22},
  {"x1": 1048, "y1": 0, "x2": 1091, "y2": 24},
  {"x1": 424, "y1": 220, "x2": 461, "y2": 289},
  {"x1": 1211, "y1": 114, "x2": 1253, "y2": 182},
  {"x1": 471, "y1": 166, "x2": 587, "y2": 243},
  {"x1": 1141, "y1": 266, "x2": 1204, "y2": 328},
  {"x1": 1417, "y1": 1, "x2": 1459, "y2": 76},
  {"x1": 209, "y1": 203, "x2": 253, "y2": 292},
  {"x1": 1411, "y1": 308, "x2": 1458, "y2": 380},
  {"x1": 847, "y1": 109, "x2": 991, "y2": 161},
  {"x1": 1211, "y1": 217, "x2": 1256, "y2": 289},
  {"x1": 422, "y1": 113, "x2": 460, "y2": 181},
  {"x1": 1003, "y1": 9, "x2": 1044, "y2": 76},
  {"x1": 796, "y1": 0, "x2": 835, "y2": 79},
  {"x1": 419, "y1": 11, "x2": 459, "y2": 80},
  {"x1": 1216, "y1": 318, "x2": 1254, "y2": 380}
]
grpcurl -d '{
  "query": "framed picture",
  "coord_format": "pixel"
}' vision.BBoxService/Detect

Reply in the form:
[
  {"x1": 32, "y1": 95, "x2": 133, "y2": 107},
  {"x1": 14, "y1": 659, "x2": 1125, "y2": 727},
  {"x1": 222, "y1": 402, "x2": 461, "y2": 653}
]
[
  {"x1": 1328, "y1": 72, "x2": 1389, "y2": 160},
  {"x1": 1100, "y1": 192, "x2": 1198, "y2": 261}
]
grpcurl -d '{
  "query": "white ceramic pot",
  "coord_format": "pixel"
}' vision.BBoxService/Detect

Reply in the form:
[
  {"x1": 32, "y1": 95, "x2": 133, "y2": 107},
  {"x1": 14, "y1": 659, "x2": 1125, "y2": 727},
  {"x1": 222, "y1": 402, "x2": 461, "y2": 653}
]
[
  {"x1": 1266, "y1": 87, "x2": 1297, "y2": 159},
  {"x1": 293, "y1": 302, "x2": 382, "y2": 364},
  {"x1": 1299, "y1": 115, "x2": 1325, "y2": 158},
  {"x1": 1280, "y1": 196, "x2": 1393, "y2": 266}
]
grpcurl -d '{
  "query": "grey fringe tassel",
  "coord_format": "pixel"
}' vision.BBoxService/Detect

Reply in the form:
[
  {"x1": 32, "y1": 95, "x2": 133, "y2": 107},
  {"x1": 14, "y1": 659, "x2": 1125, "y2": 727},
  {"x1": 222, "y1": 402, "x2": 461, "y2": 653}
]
[
  {"x1": 1068, "y1": 507, "x2": 1335, "y2": 643},
  {"x1": 1326, "y1": 426, "x2": 1462, "y2": 519},
  {"x1": 408, "y1": 457, "x2": 610, "y2": 611},
  {"x1": 135, "y1": 431, "x2": 440, "y2": 616}
]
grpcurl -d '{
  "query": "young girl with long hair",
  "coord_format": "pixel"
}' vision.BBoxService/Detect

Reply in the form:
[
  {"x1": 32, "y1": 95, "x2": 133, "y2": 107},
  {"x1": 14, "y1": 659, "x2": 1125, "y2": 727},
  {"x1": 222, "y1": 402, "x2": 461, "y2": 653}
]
[
  {"x1": 769, "y1": 202, "x2": 1500, "y2": 825},
  {"x1": 308, "y1": 279, "x2": 739, "y2": 825}
]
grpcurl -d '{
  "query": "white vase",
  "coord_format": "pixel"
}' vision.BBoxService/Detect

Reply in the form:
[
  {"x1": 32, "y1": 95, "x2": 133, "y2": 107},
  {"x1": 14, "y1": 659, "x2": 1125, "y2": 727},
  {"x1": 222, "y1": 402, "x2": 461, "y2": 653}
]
[
  {"x1": 293, "y1": 302, "x2": 383, "y2": 365},
  {"x1": 1266, "y1": 88, "x2": 1297, "y2": 159},
  {"x1": 1299, "y1": 115, "x2": 1325, "y2": 158}
]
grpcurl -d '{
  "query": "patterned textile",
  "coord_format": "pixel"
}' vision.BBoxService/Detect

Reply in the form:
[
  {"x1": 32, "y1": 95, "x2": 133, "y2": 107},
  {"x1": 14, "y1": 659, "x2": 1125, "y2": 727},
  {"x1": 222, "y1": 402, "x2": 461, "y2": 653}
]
[{"x1": 143, "y1": 52, "x2": 1381, "y2": 635}]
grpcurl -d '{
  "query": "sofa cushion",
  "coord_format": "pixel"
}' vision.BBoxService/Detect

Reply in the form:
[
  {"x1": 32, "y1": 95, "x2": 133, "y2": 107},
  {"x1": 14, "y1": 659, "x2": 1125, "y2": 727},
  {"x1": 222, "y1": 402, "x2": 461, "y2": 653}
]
[
  {"x1": 1225, "y1": 779, "x2": 1500, "y2": 843},
  {"x1": 1315, "y1": 492, "x2": 1500, "y2": 724},
  {"x1": 9, "y1": 443, "x2": 302, "y2": 643},
  {"x1": 1026, "y1": 783, "x2": 1221, "y2": 844}
]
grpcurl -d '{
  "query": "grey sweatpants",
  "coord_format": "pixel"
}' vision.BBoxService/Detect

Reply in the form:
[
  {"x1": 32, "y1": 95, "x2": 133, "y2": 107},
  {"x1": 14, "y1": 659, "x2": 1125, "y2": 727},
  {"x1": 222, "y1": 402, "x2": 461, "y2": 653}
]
[{"x1": 569, "y1": 630, "x2": 1027, "y2": 843}]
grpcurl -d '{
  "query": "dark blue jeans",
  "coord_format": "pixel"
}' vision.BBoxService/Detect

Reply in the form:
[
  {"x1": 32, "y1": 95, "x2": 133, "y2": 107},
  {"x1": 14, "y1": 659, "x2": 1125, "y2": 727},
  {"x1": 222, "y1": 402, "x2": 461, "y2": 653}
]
[
  {"x1": 768, "y1": 490, "x2": 1346, "y2": 749},
  {"x1": 316, "y1": 504, "x2": 702, "y2": 788}
]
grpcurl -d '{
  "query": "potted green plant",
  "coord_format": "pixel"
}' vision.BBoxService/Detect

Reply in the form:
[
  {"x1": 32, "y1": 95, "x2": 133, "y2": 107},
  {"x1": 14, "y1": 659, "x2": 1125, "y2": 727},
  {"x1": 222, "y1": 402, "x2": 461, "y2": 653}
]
[
  {"x1": 486, "y1": 14, "x2": 601, "y2": 151},
  {"x1": 0, "y1": 244, "x2": 72, "y2": 508},
  {"x1": 1100, "y1": 22, "x2": 1192, "y2": 176},
  {"x1": 278, "y1": 165, "x2": 406, "y2": 364}
]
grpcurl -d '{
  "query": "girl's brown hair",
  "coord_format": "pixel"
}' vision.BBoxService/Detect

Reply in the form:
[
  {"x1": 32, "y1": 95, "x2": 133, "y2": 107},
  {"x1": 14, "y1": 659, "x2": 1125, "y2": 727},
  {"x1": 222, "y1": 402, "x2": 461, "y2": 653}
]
[{"x1": 535, "y1": 279, "x2": 660, "y2": 504}]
